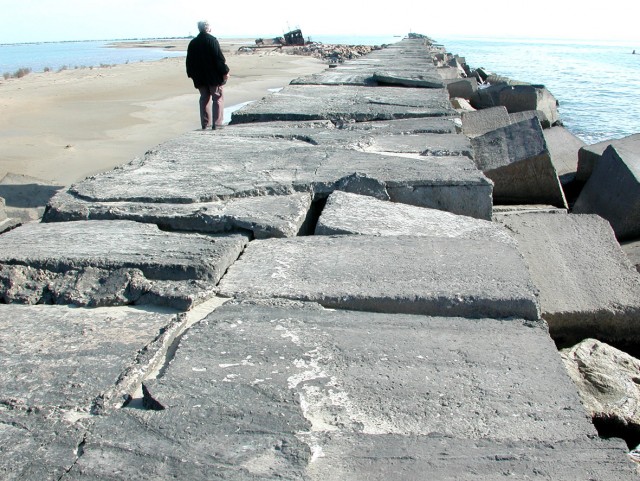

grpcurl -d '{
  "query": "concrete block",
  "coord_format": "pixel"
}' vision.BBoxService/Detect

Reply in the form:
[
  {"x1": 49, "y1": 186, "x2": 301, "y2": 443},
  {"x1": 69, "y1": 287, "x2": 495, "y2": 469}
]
[
  {"x1": 576, "y1": 133, "x2": 640, "y2": 182},
  {"x1": 509, "y1": 109, "x2": 549, "y2": 129},
  {"x1": 63, "y1": 132, "x2": 493, "y2": 220},
  {"x1": 470, "y1": 117, "x2": 567, "y2": 207},
  {"x1": 0, "y1": 304, "x2": 184, "y2": 413},
  {"x1": 473, "y1": 84, "x2": 560, "y2": 126},
  {"x1": 462, "y1": 106, "x2": 510, "y2": 138},
  {"x1": 315, "y1": 191, "x2": 513, "y2": 244},
  {"x1": 450, "y1": 97, "x2": 474, "y2": 111},
  {"x1": 45, "y1": 190, "x2": 313, "y2": 239},
  {"x1": 573, "y1": 144, "x2": 640, "y2": 241},
  {"x1": 218, "y1": 236, "x2": 540, "y2": 320},
  {"x1": 230, "y1": 85, "x2": 457, "y2": 124},
  {"x1": 59, "y1": 300, "x2": 638, "y2": 479},
  {"x1": 0, "y1": 221, "x2": 248, "y2": 309},
  {"x1": 0, "y1": 196, "x2": 20, "y2": 234},
  {"x1": 543, "y1": 125, "x2": 586, "y2": 179},
  {"x1": 497, "y1": 212, "x2": 640, "y2": 345},
  {"x1": 443, "y1": 77, "x2": 478, "y2": 99}
]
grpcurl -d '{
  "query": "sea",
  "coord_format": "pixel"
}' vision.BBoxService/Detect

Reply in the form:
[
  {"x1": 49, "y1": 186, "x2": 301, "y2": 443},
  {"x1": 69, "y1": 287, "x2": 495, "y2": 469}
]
[{"x1": 1, "y1": 34, "x2": 638, "y2": 145}]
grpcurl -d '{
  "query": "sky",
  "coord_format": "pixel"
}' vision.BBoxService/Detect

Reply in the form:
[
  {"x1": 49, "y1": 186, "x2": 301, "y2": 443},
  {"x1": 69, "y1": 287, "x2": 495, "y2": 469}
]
[{"x1": 1, "y1": 0, "x2": 639, "y2": 45}]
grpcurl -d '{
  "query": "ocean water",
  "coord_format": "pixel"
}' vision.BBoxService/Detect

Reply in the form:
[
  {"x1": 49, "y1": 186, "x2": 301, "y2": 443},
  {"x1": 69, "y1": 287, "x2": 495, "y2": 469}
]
[{"x1": 2, "y1": 35, "x2": 638, "y2": 145}]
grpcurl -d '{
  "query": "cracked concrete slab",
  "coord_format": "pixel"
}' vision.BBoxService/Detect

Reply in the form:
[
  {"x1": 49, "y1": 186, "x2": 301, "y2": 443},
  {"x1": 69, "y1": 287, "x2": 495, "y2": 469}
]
[
  {"x1": 315, "y1": 191, "x2": 514, "y2": 244},
  {"x1": 45, "y1": 190, "x2": 313, "y2": 239},
  {"x1": 497, "y1": 212, "x2": 640, "y2": 345},
  {"x1": 56, "y1": 132, "x2": 492, "y2": 219},
  {"x1": 218, "y1": 235, "x2": 539, "y2": 320},
  {"x1": 57, "y1": 299, "x2": 638, "y2": 480},
  {"x1": 0, "y1": 304, "x2": 184, "y2": 413},
  {"x1": 0, "y1": 221, "x2": 248, "y2": 309},
  {"x1": 230, "y1": 84, "x2": 457, "y2": 124}
]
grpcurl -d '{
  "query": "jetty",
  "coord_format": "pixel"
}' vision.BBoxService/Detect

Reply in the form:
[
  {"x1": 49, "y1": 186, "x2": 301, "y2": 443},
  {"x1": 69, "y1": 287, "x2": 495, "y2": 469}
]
[{"x1": 2, "y1": 35, "x2": 640, "y2": 479}]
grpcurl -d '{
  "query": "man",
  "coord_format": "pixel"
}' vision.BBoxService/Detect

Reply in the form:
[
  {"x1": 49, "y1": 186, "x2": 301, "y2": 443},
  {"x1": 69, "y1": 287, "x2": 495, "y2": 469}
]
[{"x1": 186, "y1": 21, "x2": 230, "y2": 129}]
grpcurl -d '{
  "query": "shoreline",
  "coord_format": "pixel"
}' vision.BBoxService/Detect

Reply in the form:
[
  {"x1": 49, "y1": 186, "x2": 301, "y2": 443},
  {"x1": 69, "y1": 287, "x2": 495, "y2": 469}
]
[{"x1": 0, "y1": 39, "x2": 327, "y2": 187}]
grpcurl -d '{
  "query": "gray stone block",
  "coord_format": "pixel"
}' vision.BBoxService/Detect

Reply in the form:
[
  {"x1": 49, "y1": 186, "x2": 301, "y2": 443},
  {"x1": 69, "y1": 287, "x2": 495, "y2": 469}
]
[
  {"x1": 218, "y1": 236, "x2": 540, "y2": 320},
  {"x1": 0, "y1": 221, "x2": 248, "y2": 309},
  {"x1": 45, "y1": 190, "x2": 313, "y2": 239},
  {"x1": 443, "y1": 77, "x2": 478, "y2": 99},
  {"x1": 473, "y1": 84, "x2": 560, "y2": 126},
  {"x1": 230, "y1": 85, "x2": 457, "y2": 124},
  {"x1": 497, "y1": 212, "x2": 640, "y2": 345},
  {"x1": 315, "y1": 191, "x2": 513, "y2": 244},
  {"x1": 471, "y1": 117, "x2": 567, "y2": 207},
  {"x1": 573, "y1": 144, "x2": 640, "y2": 241},
  {"x1": 576, "y1": 133, "x2": 640, "y2": 182},
  {"x1": 509, "y1": 109, "x2": 549, "y2": 129},
  {"x1": 62, "y1": 132, "x2": 493, "y2": 220},
  {"x1": 462, "y1": 106, "x2": 511, "y2": 138},
  {"x1": 543, "y1": 125, "x2": 586, "y2": 178},
  {"x1": 60, "y1": 299, "x2": 638, "y2": 480},
  {"x1": 0, "y1": 304, "x2": 184, "y2": 413}
]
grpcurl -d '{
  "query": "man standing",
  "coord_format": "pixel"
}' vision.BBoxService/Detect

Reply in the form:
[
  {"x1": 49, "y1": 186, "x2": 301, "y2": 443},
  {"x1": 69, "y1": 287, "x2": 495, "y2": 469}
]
[{"x1": 186, "y1": 21, "x2": 230, "y2": 130}]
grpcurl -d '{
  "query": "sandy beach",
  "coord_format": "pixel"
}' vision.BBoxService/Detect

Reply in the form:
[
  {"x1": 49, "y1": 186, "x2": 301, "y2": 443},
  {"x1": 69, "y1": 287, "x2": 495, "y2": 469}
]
[{"x1": 0, "y1": 39, "x2": 327, "y2": 187}]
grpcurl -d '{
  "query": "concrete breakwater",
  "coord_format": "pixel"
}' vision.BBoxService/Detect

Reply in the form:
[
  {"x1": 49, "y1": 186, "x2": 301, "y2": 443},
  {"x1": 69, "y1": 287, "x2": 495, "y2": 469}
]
[{"x1": 1, "y1": 35, "x2": 640, "y2": 478}]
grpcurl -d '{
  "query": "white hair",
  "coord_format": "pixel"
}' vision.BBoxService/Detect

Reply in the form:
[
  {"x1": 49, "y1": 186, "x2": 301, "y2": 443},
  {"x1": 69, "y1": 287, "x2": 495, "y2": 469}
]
[{"x1": 197, "y1": 21, "x2": 210, "y2": 33}]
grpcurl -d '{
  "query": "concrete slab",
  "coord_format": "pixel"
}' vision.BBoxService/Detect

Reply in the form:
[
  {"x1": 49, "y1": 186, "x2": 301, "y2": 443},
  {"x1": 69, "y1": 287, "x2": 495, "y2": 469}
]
[
  {"x1": 0, "y1": 221, "x2": 248, "y2": 309},
  {"x1": 230, "y1": 85, "x2": 457, "y2": 124},
  {"x1": 315, "y1": 191, "x2": 514, "y2": 244},
  {"x1": 461, "y1": 106, "x2": 511, "y2": 138},
  {"x1": 576, "y1": 133, "x2": 640, "y2": 182},
  {"x1": 45, "y1": 190, "x2": 313, "y2": 239},
  {"x1": 496, "y1": 212, "x2": 640, "y2": 345},
  {"x1": 218, "y1": 236, "x2": 540, "y2": 320},
  {"x1": 0, "y1": 172, "x2": 64, "y2": 223},
  {"x1": 543, "y1": 125, "x2": 586, "y2": 179},
  {"x1": 0, "y1": 304, "x2": 183, "y2": 413},
  {"x1": 62, "y1": 132, "x2": 493, "y2": 220},
  {"x1": 58, "y1": 300, "x2": 638, "y2": 479},
  {"x1": 471, "y1": 117, "x2": 567, "y2": 207},
  {"x1": 573, "y1": 145, "x2": 640, "y2": 241}
]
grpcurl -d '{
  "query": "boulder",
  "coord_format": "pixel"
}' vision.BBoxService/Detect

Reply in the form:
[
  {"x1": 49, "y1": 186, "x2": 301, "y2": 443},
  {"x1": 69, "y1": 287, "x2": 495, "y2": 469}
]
[
  {"x1": 496, "y1": 212, "x2": 640, "y2": 345},
  {"x1": 576, "y1": 133, "x2": 640, "y2": 182},
  {"x1": 561, "y1": 338, "x2": 640, "y2": 443},
  {"x1": 573, "y1": 144, "x2": 640, "y2": 241},
  {"x1": 470, "y1": 117, "x2": 567, "y2": 207}
]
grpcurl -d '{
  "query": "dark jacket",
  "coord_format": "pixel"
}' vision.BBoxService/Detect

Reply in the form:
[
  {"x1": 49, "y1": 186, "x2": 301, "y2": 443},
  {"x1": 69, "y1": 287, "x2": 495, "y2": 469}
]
[{"x1": 186, "y1": 32, "x2": 229, "y2": 88}]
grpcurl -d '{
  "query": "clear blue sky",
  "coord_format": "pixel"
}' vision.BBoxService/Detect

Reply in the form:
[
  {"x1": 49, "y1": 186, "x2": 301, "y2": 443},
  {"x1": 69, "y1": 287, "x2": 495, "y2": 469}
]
[{"x1": 1, "y1": 0, "x2": 639, "y2": 44}]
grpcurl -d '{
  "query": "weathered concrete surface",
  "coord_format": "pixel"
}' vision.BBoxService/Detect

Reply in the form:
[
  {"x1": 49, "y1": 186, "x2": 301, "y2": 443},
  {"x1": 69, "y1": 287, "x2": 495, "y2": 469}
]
[
  {"x1": 543, "y1": 125, "x2": 586, "y2": 180},
  {"x1": 471, "y1": 117, "x2": 567, "y2": 207},
  {"x1": 443, "y1": 77, "x2": 478, "y2": 99},
  {"x1": 0, "y1": 221, "x2": 248, "y2": 309},
  {"x1": 496, "y1": 212, "x2": 640, "y2": 345},
  {"x1": 315, "y1": 191, "x2": 514, "y2": 244},
  {"x1": 492, "y1": 204, "x2": 567, "y2": 218},
  {"x1": 230, "y1": 85, "x2": 457, "y2": 124},
  {"x1": 562, "y1": 338, "x2": 640, "y2": 442},
  {"x1": 218, "y1": 235, "x2": 539, "y2": 320},
  {"x1": 0, "y1": 173, "x2": 64, "y2": 223},
  {"x1": 576, "y1": 133, "x2": 640, "y2": 182},
  {"x1": 622, "y1": 239, "x2": 640, "y2": 272},
  {"x1": 573, "y1": 145, "x2": 640, "y2": 241},
  {"x1": 0, "y1": 196, "x2": 20, "y2": 233},
  {"x1": 462, "y1": 106, "x2": 511, "y2": 138},
  {"x1": 60, "y1": 132, "x2": 493, "y2": 220},
  {"x1": 290, "y1": 68, "x2": 444, "y2": 88},
  {"x1": 57, "y1": 300, "x2": 637, "y2": 479},
  {"x1": 45, "y1": 190, "x2": 313, "y2": 239},
  {"x1": 0, "y1": 304, "x2": 184, "y2": 413},
  {"x1": 472, "y1": 84, "x2": 560, "y2": 126},
  {"x1": 0, "y1": 405, "x2": 87, "y2": 481}
]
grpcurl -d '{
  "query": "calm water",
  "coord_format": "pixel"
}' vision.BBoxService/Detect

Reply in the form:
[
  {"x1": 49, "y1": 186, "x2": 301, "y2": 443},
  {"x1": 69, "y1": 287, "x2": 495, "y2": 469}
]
[{"x1": 2, "y1": 35, "x2": 638, "y2": 145}]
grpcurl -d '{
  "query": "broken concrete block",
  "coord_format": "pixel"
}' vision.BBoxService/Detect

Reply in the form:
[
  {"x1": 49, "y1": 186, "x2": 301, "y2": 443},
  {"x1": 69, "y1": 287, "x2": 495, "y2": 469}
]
[
  {"x1": 315, "y1": 191, "x2": 513, "y2": 244},
  {"x1": 461, "y1": 106, "x2": 510, "y2": 138},
  {"x1": 497, "y1": 212, "x2": 640, "y2": 346},
  {"x1": 576, "y1": 133, "x2": 640, "y2": 182},
  {"x1": 470, "y1": 117, "x2": 567, "y2": 207},
  {"x1": 218, "y1": 235, "x2": 540, "y2": 320},
  {"x1": 573, "y1": 144, "x2": 640, "y2": 241},
  {"x1": 45, "y1": 190, "x2": 313, "y2": 239},
  {"x1": 0, "y1": 304, "x2": 184, "y2": 413},
  {"x1": 562, "y1": 338, "x2": 640, "y2": 443},
  {"x1": 231, "y1": 85, "x2": 457, "y2": 124},
  {"x1": 0, "y1": 221, "x2": 248, "y2": 309}
]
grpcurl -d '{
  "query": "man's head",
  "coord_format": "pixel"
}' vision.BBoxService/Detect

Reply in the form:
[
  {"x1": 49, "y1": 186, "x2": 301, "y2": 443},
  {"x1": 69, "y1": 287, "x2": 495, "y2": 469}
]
[{"x1": 197, "y1": 21, "x2": 211, "y2": 33}]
